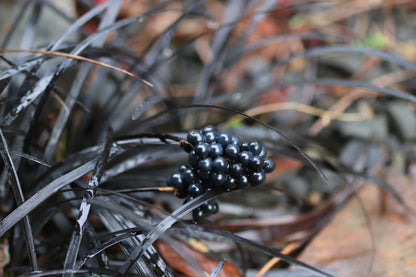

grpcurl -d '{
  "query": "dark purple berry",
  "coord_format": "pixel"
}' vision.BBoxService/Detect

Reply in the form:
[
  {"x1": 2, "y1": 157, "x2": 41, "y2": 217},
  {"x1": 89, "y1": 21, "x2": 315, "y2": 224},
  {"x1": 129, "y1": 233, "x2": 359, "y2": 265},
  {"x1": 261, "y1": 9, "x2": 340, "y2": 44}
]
[
  {"x1": 203, "y1": 200, "x2": 219, "y2": 214},
  {"x1": 224, "y1": 176, "x2": 237, "y2": 190},
  {"x1": 188, "y1": 182, "x2": 205, "y2": 197},
  {"x1": 230, "y1": 135, "x2": 241, "y2": 146},
  {"x1": 204, "y1": 131, "x2": 217, "y2": 144},
  {"x1": 192, "y1": 208, "x2": 205, "y2": 223},
  {"x1": 167, "y1": 173, "x2": 183, "y2": 188},
  {"x1": 249, "y1": 156, "x2": 264, "y2": 171},
  {"x1": 239, "y1": 151, "x2": 253, "y2": 166},
  {"x1": 198, "y1": 170, "x2": 211, "y2": 183},
  {"x1": 248, "y1": 141, "x2": 262, "y2": 155},
  {"x1": 203, "y1": 125, "x2": 217, "y2": 133},
  {"x1": 178, "y1": 165, "x2": 188, "y2": 172},
  {"x1": 187, "y1": 130, "x2": 205, "y2": 146},
  {"x1": 194, "y1": 143, "x2": 211, "y2": 159},
  {"x1": 263, "y1": 158, "x2": 276, "y2": 173},
  {"x1": 249, "y1": 170, "x2": 266, "y2": 186},
  {"x1": 211, "y1": 172, "x2": 226, "y2": 186},
  {"x1": 229, "y1": 163, "x2": 243, "y2": 177},
  {"x1": 188, "y1": 150, "x2": 199, "y2": 167},
  {"x1": 198, "y1": 158, "x2": 212, "y2": 171},
  {"x1": 181, "y1": 169, "x2": 196, "y2": 185},
  {"x1": 240, "y1": 141, "x2": 249, "y2": 151},
  {"x1": 216, "y1": 132, "x2": 231, "y2": 147},
  {"x1": 225, "y1": 144, "x2": 240, "y2": 159},
  {"x1": 210, "y1": 143, "x2": 223, "y2": 157},
  {"x1": 237, "y1": 175, "x2": 249, "y2": 188},
  {"x1": 212, "y1": 157, "x2": 228, "y2": 172},
  {"x1": 259, "y1": 145, "x2": 267, "y2": 158}
]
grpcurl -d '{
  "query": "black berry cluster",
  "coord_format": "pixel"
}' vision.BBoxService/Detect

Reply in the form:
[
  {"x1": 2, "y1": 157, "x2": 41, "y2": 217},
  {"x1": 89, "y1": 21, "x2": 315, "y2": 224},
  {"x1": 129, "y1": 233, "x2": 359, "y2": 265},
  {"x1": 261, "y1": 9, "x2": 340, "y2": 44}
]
[{"x1": 167, "y1": 125, "x2": 276, "y2": 222}]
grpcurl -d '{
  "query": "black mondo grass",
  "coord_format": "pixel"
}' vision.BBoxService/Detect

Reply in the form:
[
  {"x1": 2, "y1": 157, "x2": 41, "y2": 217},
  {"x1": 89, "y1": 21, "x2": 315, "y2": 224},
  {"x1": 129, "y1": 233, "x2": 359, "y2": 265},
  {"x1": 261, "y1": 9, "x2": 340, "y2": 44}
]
[{"x1": 1, "y1": 1, "x2": 415, "y2": 277}]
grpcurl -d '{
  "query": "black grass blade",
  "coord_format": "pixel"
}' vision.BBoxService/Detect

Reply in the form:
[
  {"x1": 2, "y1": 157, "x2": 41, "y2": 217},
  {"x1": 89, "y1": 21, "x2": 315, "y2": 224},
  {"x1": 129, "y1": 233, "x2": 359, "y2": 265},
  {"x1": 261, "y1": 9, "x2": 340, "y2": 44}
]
[
  {"x1": 63, "y1": 129, "x2": 113, "y2": 275},
  {"x1": 0, "y1": 128, "x2": 38, "y2": 270},
  {"x1": 209, "y1": 259, "x2": 226, "y2": 277}
]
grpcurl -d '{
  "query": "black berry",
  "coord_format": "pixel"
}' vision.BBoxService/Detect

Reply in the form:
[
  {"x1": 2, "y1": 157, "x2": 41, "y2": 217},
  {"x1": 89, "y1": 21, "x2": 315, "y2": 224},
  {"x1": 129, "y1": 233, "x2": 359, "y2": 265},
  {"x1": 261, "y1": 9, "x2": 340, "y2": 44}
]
[
  {"x1": 239, "y1": 151, "x2": 253, "y2": 166},
  {"x1": 192, "y1": 208, "x2": 205, "y2": 223},
  {"x1": 248, "y1": 141, "x2": 262, "y2": 155},
  {"x1": 225, "y1": 144, "x2": 240, "y2": 159},
  {"x1": 259, "y1": 145, "x2": 267, "y2": 158},
  {"x1": 263, "y1": 158, "x2": 276, "y2": 173},
  {"x1": 167, "y1": 173, "x2": 183, "y2": 189},
  {"x1": 197, "y1": 170, "x2": 211, "y2": 183},
  {"x1": 230, "y1": 135, "x2": 241, "y2": 146},
  {"x1": 240, "y1": 142, "x2": 249, "y2": 151},
  {"x1": 194, "y1": 143, "x2": 211, "y2": 159},
  {"x1": 178, "y1": 165, "x2": 188, "y2": 172},
  {"x1": 249, "y1": 170, "x2": 266, "y2": 186},
  {"x1": 224, "y1": 176, "x2": 237, "y2": 190},
  {"x1": 187, "y1": 130, "x2": 205, "y2": 146},
  {"x1": 211, "y1": 172, "x2": 226, "y2": 186},
  {"x1": 210, "y1": 143, "x2": 223, "y2": 157},
  {"x1": 203, "y1": 125, "x2": 217, "y2": 133},
  {"x1": 212, "y1": 157, "x2": 228, "y2": 172},
  {"x1": 181, "y1": 169, "x2": 196, "y2": 185},
  {"x1": 188, "y1": 150, "x2": 199, "y2": 167},
  {"x1": 188, "y1": 182, "x2": 205, "y2": 197},
  {"x1": 204, "y1": 131, "x2": 217, "y2": 144},
  {"x1": 249, "y1": 156, "x2": 264, "y2": 171},
  {"x1": 203, "y1": 200, "x2": 219, "y2": 214},
  {"x1": 217, "y1": 132, "x2": 231, "y2": 147},
  {"x1": 237, "y1": 175, "x2": 249, "y2": 188},
  {"x1": 198, "y1": 158, "x2": 212, "y2": 171},
  {"x1": 229, "y1": 163, "x2": 243, "y2": 177}
]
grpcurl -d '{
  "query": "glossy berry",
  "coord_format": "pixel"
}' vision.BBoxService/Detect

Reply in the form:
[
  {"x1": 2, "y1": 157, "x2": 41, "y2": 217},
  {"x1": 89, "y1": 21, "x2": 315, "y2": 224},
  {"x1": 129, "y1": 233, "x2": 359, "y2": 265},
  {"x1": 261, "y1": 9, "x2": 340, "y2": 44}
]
[
  {"x1": 225, "y1": 144, "x2": 240, "y2": 159},
  {"x1": 203, "y1": 200, "x2": 219, "y2": 214},
  {"x1": 211, "y1": 172, "x2": 226, "y2": 186},
  {"x1": 204, "y1": 131, "x2": 217, "y2": 144},
  {"x1": 249, "y1": 170, "x2": 266, "y2": 186},
  {"x1": 239, "y1": 151, "x2": 253, "y2": 166},
  {"x1": 198, "y1": 158, "x2": 212, "y2": 171},
  {"x1": 188, "y1": 150, "x2": 199, "y2": 167},
  {"x1": 230, "y1": 135, "x2": 241, "y2": 146},
  {"x1": 181, "y1": 169, "x2": 196, "y2": 185},
  {"x1": 212, "y1": 157, "x2": 228, "y2": 172},
  {"x1": 194, "y1": 143, "x2": 211, "y2": 159},
  {"x1": 263, "y1": 158, "x2": 276, "y2": 173},
  {"x1": 167, "y1": 173, "x2": 183, "y2": 189},
  {"x1": 197, "y1": 170, "x2": 211, "y2": 183},
  {"x1": 216, "y1": 132, "x2": 231, "y2": 147},
  {"x1": 210, "y1": 143, "x2": 223, "y2": 158},
  {"x1": 240, "y1": 142, "x2": 249, "y2": 151},
  {"x1": 187, "y1": 130, "x2": 205, "y2": 146},
  {"x1": 188, "y1": 182, "x2": 204, "y2": 197},
  {"x1": 192, "y1": 208, "x2": 205, "y2": 223},
  {"x1": 249, "y1": 155, "x2": 264, "y2": 171},
  {"x1": 248, "y1": 141, "x2": 262, "y2": 155},
  {"x1": 259, "y1": 145, "x2": 267, "y2": 158},
  {"x1": 203, "y1": 125, "x2": 217, "y2": 133},
  {"x1": 224, "y1": 176, "x2": 237, "y2": 191},
  {"x1": 178, "y1": 165, "x2": 188, "y2": 173},
  {"x1": 229, "y1": 163, "x2": 243, "y2": 177},
  {"x1": 237, "y1": 175, "x2": 249, "y2": 188}
]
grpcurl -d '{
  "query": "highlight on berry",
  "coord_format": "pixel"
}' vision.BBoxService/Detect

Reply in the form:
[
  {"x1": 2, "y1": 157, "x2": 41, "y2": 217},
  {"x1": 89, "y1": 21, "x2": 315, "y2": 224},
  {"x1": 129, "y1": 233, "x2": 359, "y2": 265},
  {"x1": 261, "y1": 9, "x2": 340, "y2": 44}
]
[{"x1": 167, "y1": 125, "x2": 276, "y2": 222}]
